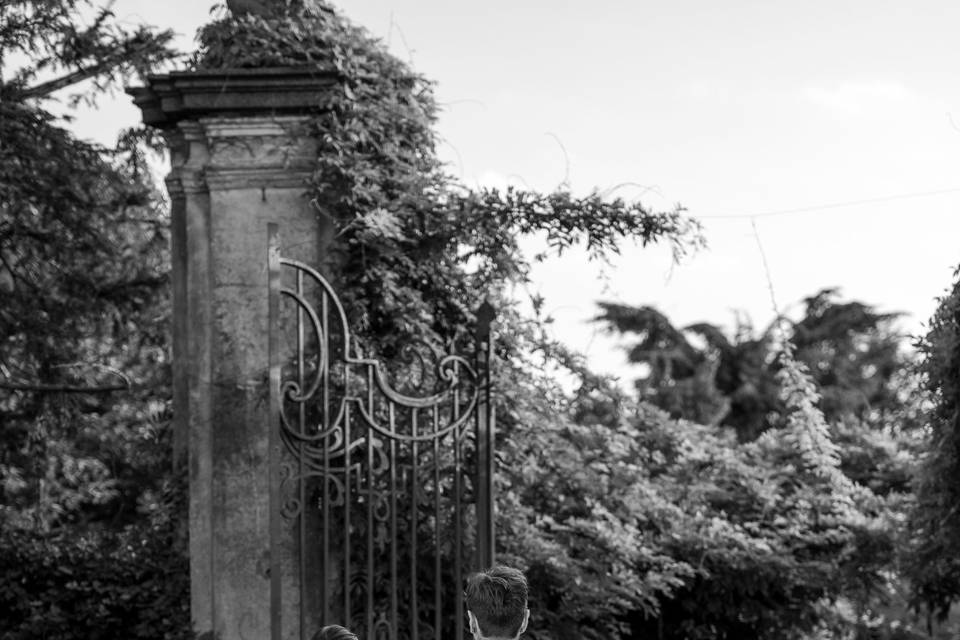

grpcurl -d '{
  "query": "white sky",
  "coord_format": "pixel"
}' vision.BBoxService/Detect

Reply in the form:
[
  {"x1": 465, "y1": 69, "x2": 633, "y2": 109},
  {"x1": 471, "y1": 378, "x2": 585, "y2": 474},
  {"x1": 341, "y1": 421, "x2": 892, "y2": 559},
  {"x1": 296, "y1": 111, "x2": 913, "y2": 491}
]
[{"x1": 63, "y1": 1, "x2": 960, "y2": 382}]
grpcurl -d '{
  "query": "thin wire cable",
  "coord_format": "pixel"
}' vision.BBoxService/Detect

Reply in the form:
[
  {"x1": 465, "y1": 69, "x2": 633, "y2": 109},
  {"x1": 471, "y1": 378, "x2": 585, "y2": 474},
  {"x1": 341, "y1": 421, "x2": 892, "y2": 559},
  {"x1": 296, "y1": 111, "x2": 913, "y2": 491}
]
[{"x1": 698, "y1": 186, "x2": 960, "y2": 220}]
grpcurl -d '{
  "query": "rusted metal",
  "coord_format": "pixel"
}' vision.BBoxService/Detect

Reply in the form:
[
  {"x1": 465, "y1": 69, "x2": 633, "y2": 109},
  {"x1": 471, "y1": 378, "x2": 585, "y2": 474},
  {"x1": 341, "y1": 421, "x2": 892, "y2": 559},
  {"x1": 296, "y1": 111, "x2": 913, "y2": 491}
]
[{"x1": 268, "y1": 229, "x2": 495, "y2": 639}]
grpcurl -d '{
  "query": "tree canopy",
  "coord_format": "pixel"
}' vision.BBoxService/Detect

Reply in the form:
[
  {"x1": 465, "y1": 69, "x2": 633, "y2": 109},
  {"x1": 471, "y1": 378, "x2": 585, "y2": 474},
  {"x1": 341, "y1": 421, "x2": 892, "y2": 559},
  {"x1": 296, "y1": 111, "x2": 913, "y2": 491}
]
[
  {"x1": 594, "y1": 290, "x2": 942, "y2": 637},
  {"x1": 909, "y1": 268, "x2": 960, "y2": 621},
  {"x1": 0, "y1": 2, "x2": 190, "y2": 637},
  {"x1": 2, "y1": 1, "x2": 960, "y2": 639},
  {"x1": 596, "y1": 287, "x2": 909, "y2": 441},
  {"x1": 0, "y1": 0, "x2": 176, "y2": 102}
]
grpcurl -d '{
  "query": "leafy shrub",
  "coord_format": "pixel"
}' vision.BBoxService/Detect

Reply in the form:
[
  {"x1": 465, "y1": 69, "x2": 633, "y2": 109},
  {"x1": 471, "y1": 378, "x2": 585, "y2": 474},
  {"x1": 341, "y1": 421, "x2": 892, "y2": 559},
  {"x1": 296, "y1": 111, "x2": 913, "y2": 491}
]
[{"x1": 0, "y1": 479, "x2": 190, "y2": 640}]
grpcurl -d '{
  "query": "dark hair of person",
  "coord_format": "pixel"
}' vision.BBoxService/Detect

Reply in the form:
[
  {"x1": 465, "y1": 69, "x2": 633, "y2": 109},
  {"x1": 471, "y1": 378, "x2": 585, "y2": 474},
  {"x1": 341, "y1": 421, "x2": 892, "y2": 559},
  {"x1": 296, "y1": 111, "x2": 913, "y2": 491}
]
[
  {"x1": 464, "y1": 566, "x2": 529, "y2": 638},
  {"x1": 312, "y1": 624, "x2": 358, "y2": 640}
]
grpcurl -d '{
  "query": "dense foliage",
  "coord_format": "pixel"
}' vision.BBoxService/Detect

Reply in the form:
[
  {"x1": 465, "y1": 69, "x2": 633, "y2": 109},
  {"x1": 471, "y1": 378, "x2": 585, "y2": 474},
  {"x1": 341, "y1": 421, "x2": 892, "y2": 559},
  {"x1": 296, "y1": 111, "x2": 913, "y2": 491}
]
[
  {"x1": 192, "y1": 6, "x2": 706, "y2": 638},
  {"x1": 3, "y1": 1, "x2": 959, "y2": 639},
  {"x1": 0, "y1": 2, "x2": 186, "y2": 638},
  {"x1": 0, "y1": 0, "x2": 175, "y2": 103},
  {"x1": 909, "y1": 268, "x2": 960, "y2": 621},
  {"x1": 594, "y1": 293, "x2": 937, "y2": 638},
  {"x1": 0, "y1": 0, "x2": 177, "y2": 525},
  {"x1": 0, "y1": 479, "x2": 190, "y2": 640},
  {"x1": 596, "y1": 288, "x2": 908, "y2": 441},
  {"x1": 192, "y1": 2, "x2": 701, "y2": 355}
]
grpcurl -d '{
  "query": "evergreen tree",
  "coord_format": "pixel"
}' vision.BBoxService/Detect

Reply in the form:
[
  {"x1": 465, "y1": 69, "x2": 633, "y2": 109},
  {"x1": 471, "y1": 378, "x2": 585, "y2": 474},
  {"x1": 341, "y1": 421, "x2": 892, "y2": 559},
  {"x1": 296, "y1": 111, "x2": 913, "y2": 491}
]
[
  {"x1": 909, "y1": 268, "x2": 960, "y2": 622},
  {"x1": 597, "y1": 288, "x2": 910, "y2": 441},
  {"x1": 0, "y1": 3, "x2": 190, "y2": 637},
  {"x1": 1, "y1": 0, "x2": 177, "y2": 532}
]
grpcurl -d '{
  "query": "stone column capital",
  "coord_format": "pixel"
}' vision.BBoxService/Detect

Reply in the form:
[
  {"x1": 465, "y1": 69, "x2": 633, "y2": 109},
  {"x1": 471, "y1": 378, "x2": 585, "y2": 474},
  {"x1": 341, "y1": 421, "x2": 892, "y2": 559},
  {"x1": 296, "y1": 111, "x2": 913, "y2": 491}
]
[
  {"x1": 198, "y1": 116, "x2": 317, "y2": 191},
  {"x1": 126, "y1": 67, "x2": 340, "y2": 129},
  {"x1": 129, "y1": 69, "x2": 332, "y2": 195}
]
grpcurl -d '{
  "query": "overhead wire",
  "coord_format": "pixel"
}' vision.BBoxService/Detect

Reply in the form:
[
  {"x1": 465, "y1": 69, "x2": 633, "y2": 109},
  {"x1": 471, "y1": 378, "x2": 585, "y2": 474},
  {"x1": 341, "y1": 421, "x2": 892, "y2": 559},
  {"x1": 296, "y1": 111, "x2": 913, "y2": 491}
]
[{"x1": 696, "y1": 186, "x2": 960, "y2": 220}]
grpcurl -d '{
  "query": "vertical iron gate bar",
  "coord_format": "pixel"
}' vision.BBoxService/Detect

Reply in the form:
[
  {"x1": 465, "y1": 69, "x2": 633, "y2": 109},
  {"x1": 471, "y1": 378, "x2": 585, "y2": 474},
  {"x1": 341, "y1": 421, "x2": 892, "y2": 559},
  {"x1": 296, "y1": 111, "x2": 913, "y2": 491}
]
[
  {"x1": 410, "y1": 407, "x2": 419, "y2": 640},
  {"x1": 433, "y1": 405, "x2": 441, "y2": 640},
  {"x1": 474, "y1": 314, "x2": 495, "y2": 570},
  {"x1": 366, "y1": 367, "x2": 374, "y2": 638},
  {"x1": 484, "y1": 328, "x2": 496, "y2": 568},
  {"x1": 268, "y1": 224, "x2": 282, "y2": 640},
  {"x1": 297, "y1": 268, "x2": 307, "y2": 640},
  {"x1": 473, "y1": 386, "x2": 486, "y2": 570},
  {"x1": 388, "y1": 403, "x2": 398, "y2": 639},
  {"x1": 344, "y1": 403, "x2": 351, "y2": 626},
  {"x1": 477, "y1": 302, "x2": 496, "y2": 567},
  {"x1": 453, "y1": 364, "x2": 463, "y2": 640},
  {"x1": 320, "y1": 291, "x2": 330, "y2": 631},
  {"x1": 389, "y1": 403, "x2": 398, "y2": 640}
]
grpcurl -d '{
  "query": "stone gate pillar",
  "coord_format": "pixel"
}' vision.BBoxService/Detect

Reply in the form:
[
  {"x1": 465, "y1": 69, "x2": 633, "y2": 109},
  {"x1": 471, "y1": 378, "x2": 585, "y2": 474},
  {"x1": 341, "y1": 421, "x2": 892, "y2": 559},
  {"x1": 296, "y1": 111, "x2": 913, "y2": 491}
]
[{"x1": 128, "y1": 68, "x2": 337, "y2": 640}]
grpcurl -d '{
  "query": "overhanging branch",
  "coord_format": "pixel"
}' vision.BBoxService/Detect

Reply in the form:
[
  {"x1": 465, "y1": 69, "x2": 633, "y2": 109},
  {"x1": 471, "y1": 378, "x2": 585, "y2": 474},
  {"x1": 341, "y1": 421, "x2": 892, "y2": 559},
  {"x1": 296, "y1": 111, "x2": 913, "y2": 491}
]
[
  {"x1": 17, "y1": 26, "x2": 173, "y2": 101},
  {"x1": 17, "y1": 59, "x2": 117, "y2": 99},
  {"x1": 0, "y1": 380, "x2": 129, "y2": 393}
]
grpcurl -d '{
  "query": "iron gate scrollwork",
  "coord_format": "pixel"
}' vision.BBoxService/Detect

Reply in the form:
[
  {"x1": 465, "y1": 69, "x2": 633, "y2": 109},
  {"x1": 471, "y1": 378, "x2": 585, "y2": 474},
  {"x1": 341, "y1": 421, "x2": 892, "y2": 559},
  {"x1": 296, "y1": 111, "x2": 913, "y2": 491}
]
[{"x1": 267, "y1": 224, "x2": 495, "y2": 640}]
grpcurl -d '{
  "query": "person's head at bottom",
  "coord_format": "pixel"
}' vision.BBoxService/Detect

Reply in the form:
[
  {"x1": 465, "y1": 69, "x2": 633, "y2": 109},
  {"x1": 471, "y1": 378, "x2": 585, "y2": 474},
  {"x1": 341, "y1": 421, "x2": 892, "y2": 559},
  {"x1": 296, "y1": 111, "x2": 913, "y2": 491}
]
[
  {"x1": 465, "y1": 565, "x2": 529, "y2": 640},
  {"x1": 313, "y1": 625, "x2": 358, "y2": 640}
]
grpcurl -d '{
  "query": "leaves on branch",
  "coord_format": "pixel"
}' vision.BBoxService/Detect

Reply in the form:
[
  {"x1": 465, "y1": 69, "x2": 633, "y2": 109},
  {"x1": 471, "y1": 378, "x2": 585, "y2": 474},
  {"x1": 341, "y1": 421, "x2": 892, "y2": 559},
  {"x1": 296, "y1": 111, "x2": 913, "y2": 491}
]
[
  {"x1": 909, "y1": 267, "x2": 960, "y2": 619},
  {"x1": 1, "y1": 0, "x2": 179, "y2": 103},
  {"x1": 1, "y1": 0, "x2": 176, "y2": 579}
]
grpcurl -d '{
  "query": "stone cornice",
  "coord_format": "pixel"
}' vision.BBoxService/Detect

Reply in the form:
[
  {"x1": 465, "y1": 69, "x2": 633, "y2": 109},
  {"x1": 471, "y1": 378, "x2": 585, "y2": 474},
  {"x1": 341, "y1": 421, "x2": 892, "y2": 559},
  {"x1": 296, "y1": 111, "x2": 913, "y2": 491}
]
[
  {"x1": 126, "y1": 67, "x2": 340, "y2": 128},
  {"x1": 203, "y1": 167, "x2": 314, "y2": 191}
]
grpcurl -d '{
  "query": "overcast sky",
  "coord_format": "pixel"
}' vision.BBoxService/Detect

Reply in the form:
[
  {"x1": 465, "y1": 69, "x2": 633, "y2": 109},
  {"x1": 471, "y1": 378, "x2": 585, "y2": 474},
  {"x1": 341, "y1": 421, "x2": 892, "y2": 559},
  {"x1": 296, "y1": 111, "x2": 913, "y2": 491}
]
[{"x1": 66, "y1": 0, "x2": 960, "y2": 381}]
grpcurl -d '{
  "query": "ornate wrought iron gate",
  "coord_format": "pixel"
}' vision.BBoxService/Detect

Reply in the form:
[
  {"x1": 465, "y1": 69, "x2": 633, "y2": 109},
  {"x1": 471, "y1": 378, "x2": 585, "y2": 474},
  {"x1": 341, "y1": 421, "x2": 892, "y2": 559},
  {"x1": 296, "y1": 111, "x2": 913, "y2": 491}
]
[{"x1": 267, "y1": 225, "x2": 495, "y2": 640}]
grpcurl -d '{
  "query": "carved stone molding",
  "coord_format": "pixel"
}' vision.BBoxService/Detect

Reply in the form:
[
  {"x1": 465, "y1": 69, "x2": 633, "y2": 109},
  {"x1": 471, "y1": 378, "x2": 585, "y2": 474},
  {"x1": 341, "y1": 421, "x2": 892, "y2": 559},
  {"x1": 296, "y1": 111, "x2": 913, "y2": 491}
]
[
  {"x1": 202, "y1": 116, "x2": 316, "y2": 190},
  {"x1": 162, "y1": 121, "x2": 209, "y2": 196},
  {"x1": 126, "y1": 67, "x2": 340, "y2": 129},
  {"x1": 161, "y1": 116, "x2": 317, "y2": 194},
  {"x1": 129, "y1": 71, "x2": 329, "y2": 195}
]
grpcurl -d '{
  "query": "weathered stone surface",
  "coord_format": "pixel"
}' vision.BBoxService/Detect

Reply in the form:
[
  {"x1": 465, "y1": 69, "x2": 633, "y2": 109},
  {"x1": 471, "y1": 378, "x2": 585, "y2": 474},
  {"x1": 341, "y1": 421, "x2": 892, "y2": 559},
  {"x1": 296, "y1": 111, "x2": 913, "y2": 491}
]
[
  {"x1": 127, "y1": 68, "x2": 339, "y2": 128},
  {"x1": 129, "y1": 70, "x2": 334, "y2": 640}
]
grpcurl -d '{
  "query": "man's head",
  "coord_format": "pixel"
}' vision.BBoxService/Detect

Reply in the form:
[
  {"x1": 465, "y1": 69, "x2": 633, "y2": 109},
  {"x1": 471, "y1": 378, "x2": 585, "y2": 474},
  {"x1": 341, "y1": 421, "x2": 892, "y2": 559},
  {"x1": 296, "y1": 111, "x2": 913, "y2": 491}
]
[
  {"x1": 464, "y1": 566, "x2": 530, "y2": 640},
  {"x1": 312, "y1": 625, "x2": 358, "y2": 640}
]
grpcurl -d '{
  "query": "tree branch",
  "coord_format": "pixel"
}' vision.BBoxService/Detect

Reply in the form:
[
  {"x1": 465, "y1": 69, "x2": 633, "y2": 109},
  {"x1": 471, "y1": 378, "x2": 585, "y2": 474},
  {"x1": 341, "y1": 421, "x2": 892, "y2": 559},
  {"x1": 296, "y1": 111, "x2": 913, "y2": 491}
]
[
  {"x1": 1, "y1": 361, "x2": 135, "y2": 393},
  {"x1": 17, "y1": 24, "x2": 173, "y2": 101},
  {"x1": 17, "y1": 58, "x2": 118, "y2": 99},
  {"x1": 0, "y1": 380, "x2": 130, "y2": 393}
]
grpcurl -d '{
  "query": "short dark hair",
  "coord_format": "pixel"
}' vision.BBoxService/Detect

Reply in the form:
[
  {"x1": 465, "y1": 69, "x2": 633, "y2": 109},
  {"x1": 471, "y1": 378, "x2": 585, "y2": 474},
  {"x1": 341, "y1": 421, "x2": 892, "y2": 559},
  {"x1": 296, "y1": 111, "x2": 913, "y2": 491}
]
[
  {"x1": 312, "y1": 625, "x2": 358, "y2": 640},
  {"x1": 465, "y1": 566, "x2": 529, "y2": 638}
]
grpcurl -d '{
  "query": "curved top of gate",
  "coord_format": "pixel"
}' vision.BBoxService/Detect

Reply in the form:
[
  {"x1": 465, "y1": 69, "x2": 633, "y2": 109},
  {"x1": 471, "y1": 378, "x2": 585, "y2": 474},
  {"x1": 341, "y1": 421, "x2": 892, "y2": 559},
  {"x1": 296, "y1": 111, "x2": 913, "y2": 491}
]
[{"x1": 270, "y1": 243, "x2": 488, "y2": 446}]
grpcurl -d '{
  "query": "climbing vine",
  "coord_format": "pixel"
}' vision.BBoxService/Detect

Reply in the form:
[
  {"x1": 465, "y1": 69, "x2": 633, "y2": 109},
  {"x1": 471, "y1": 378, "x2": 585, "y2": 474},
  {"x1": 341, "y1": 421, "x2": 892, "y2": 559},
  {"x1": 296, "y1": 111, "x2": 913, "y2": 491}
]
[
  {"x1": 192, "y1": 2, "x2": 702, "y2": 352},
  {"x1": 190, "y1": 5, "x2": 709, "y2": 638}
]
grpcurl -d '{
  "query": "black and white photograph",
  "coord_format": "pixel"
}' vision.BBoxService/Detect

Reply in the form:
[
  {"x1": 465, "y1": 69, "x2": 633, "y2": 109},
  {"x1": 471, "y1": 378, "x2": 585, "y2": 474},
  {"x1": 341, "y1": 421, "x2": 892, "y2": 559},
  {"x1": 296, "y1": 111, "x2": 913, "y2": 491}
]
[{"x1": 3, "y1": 1, "x2": 960, "y2": 638}]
